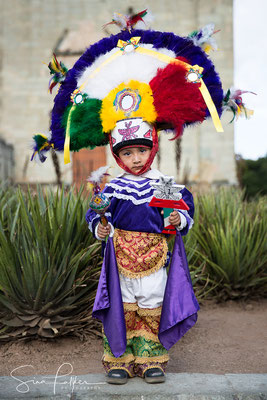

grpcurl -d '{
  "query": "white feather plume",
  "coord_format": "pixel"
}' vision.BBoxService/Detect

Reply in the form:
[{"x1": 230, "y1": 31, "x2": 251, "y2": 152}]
[
  {"x1": 87, "y1": 165, "x2": 110, "y2": 184},
  {"x1": 112, "y1": 13, "x2": 128, "y2": 30},
  {"x1": 77, "y1": 44, "x2": 176, "y2": 99},
  {"x1": 134, "y1": 9, "x2": 154, "y2": 30},
  {"x1": 190, "y1": 23, "x2": 218, "y2": 52}
]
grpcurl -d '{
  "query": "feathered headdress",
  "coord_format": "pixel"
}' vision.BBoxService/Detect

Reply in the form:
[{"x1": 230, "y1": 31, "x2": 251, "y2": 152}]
[{"x1": 31, "y1": 11, "x2": 253, "y2": 165}]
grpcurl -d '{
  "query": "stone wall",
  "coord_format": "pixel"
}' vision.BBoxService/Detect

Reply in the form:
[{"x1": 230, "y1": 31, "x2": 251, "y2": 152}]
[{"x1": 0, "y1": 0, "x2": 236, "y2": 185}]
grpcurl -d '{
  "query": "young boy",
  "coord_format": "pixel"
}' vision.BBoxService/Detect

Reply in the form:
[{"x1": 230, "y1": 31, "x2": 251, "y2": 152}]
[
  {"x1": 39, "y1": 10, "x2": 231, "y2": 386},
  {"x1": 86, "y1": 136, "x2": 196, "y2": 384}
]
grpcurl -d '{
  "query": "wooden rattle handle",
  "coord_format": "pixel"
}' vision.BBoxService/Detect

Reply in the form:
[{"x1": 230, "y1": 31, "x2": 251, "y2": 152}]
[{"x1": 100, "y1": 215, "x2": 108, "y2": 227}]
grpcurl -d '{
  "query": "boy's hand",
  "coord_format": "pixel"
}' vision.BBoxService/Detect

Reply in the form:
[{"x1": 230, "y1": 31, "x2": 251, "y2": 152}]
[
  {"x1": 97, "y1": 223, "x2": 111, "y2": 239},
  {"x1": 169, "y1": 211, "x2": 181, "y2": 227}
]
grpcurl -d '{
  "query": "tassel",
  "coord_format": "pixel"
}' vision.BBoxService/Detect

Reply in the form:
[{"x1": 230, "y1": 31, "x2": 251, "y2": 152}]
[
  {"x1": 48, "y1": 53, "x2": 68, "y2": 94},
  {"x1": 128, "y1": 9, "x2": 148, "y2": 30},
  {"x1": 188, "y1": 23, "x2": 219, "y2": 54},
  {"x1": 87, "y1": 166, "x2": 110, "y2": 194},
  {"x1": 223, "y1": 88, "x2": 256, "y2": 122},
  {"x1": 103, "y1": 9, "x2": 148, "y2": 32},
  {"x1": 31, "y1": 133, "x2": 54, "y2": 163}
]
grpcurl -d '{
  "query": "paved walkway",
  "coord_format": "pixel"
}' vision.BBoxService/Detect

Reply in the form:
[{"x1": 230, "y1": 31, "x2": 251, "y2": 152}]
[{"x1": 0, "y1": 373, "x2": 266, "y2": 399}]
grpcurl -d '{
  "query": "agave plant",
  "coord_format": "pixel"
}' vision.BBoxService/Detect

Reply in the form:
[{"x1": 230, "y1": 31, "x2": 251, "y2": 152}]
[
  {"x1": 0, "y1": 184, "x2": 102, "y2": 341},
  {"x1": 0, "y1": 182, "x2": 18, "y2": 231},
  {"x1": 191, "y1": 188, "x2": 267, "y2": 299}
]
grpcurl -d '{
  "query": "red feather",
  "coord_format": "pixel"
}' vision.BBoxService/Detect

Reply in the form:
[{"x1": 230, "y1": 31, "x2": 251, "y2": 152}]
[
  {"x1": 53, "y1": 53, "x2": 61, "y2": 69},
  {"x1": 128, "y1": 9, "x2": 147, "y2": 27},
  {"x1": 102, "y1": 21, "x2": 116, "y2": 29},
  {"x1": 150, "y1": 60, "x2": 206, "y2": 139},
  {"x1": 49, "y1": 81, "x2": 57, "y2": 94}
]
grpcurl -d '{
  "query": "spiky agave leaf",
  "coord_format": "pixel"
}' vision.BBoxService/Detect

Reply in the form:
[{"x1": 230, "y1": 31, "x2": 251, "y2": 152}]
[
  {"x1": 190, "y1": 188, "x2": 267, "y2": 300},
  {"x1": 0, "y1": 184, "x2": 103, "y2": 341}
]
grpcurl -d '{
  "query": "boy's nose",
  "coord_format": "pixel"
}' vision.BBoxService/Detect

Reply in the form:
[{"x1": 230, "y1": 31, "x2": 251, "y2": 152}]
[{"x1": 133, "y1": 155, "x2": 141, "y2": 163}]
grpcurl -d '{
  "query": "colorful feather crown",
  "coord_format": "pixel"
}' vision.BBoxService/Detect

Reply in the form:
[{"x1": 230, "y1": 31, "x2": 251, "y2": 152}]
[{"x1": 31, "y1": 13, "x2": 253, "y2": 164}]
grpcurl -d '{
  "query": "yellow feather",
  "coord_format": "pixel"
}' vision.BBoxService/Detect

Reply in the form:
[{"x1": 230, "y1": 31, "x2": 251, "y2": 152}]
[
  {"x1": 203, "y1": 44, "x2": 212, "y2": 54},
  {"x1": 100, "y1": 81, "x2": 157, "y2": 132},
  {"x1": 87, "y1": 182, "x2": 95, "y2": 192}
]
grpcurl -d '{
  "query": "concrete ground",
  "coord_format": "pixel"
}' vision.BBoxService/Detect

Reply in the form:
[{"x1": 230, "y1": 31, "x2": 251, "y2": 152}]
[{"x1": 0, "y1": 373, "x2": 266, "y2": 400}]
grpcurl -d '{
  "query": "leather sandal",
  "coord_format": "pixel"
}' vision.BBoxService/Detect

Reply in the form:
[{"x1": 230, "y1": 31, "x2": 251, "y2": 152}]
[
  {"x1": 106, "y1": 369, "x2": 129, "y2": 384},
  {"x1": 144, "y1": 367, "x2": 165, "y2": 383}
]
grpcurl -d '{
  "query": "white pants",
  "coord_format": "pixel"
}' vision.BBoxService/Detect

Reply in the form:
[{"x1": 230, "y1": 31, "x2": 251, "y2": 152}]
[{"x1": 119, "y1": 267, "x2": 167, "y2": 309}]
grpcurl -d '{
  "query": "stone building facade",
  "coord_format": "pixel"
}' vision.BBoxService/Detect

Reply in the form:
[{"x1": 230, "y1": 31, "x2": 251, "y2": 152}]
[{"x1": 0, "y1": 0, "x2": 236, "y2": 186}]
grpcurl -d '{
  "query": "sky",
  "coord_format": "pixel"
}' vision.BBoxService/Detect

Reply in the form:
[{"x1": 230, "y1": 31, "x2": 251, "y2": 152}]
[{"x1": 234, "y1": 0, "x2": 267, "y2": 160}]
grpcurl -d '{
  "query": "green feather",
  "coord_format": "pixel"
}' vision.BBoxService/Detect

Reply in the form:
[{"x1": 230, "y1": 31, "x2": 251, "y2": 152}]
[
  {"x1": 229, "y1": 106, "x2": 236, "y2": 123},
  {"x1": 61, "y1": 98, "x2": 108, "y2": 151},
  {"x1": 188, "y1": 30, "x2": 198, "y2": 38},
  {"x1": 223, "y1": 89, "x2": 231, "y2": 104}
]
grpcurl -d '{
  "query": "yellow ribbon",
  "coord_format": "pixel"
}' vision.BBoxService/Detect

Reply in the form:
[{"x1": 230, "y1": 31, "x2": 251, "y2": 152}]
[
  {"x1": 64, "y1": 105, "x2": 75, "y2": 164},
  {"x1": 135, "y1": 46, "x2": 223, "y2": 132},
  {"x1": 199, "y1": 80, "x2": 224, "y2": 132},
  {"x1": 135, "y1": 46, "x2": 200, "y2": 71}
]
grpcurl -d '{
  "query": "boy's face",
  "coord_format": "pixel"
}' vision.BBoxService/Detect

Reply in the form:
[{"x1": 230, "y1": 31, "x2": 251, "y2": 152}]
[{"x1": 118, "y1": 147, "x2": 152, "y2": 174}]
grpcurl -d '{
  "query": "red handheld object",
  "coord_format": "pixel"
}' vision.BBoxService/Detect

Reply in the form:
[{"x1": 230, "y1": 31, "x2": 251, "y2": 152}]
[{"x1": 149, "y1": 197, "x2": 189, "y2": 234}]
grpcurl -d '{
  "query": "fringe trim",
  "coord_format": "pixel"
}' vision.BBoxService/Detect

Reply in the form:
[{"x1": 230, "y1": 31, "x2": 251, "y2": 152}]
[
  {"x1": 126, "y1": 330, "x2": 160, "y2": 343},
  {"x1": 123, "y1": 302, "x2": 138, "y2": 311},
  {"x1": 135, "y1": 354, "x2": 170, "y2": 364},
  {"x1": 118, "y1": 262, "x2": 164, "y2": 279},
  {"x1": 103, "y1": 353, "x2": 135, "y2": 363},
  {"x1": 137, "y1": 306, "x2": 162, "y2": 317}
]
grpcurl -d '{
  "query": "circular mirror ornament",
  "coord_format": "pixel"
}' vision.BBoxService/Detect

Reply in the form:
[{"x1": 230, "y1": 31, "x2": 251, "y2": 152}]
[
  {"x1": 71, "y1": 89, "x2": 86, "y2": 105},
  {"x1": 114, "y1": 89, "x2": 141, "y2": 114},
  {"x1": 186, "y1": 68, "x2": 203, "y2": 84},
  {"x1": 124, "y1": 44, "x2": 135, "y2": 53},
  {"x1": 121, "y1": 94, "x2": 134, "y2": 110}
]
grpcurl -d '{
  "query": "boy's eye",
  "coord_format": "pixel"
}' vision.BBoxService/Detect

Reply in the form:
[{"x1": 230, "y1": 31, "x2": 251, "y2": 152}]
[{"x1": 140, "y1": 148, "x2": 147, "y2": 153}]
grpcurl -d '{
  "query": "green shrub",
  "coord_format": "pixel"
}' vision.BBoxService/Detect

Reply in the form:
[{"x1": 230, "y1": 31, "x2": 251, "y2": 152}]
[
  {"x1": 236, "y1": 155, "x2": 267, "y2": 199},
  {"x1": 189, "y1": 188, "x2": 267, "y2": 300},
  {"x1": 0, "y1": 184, "x2": 102, "y2": 341}
]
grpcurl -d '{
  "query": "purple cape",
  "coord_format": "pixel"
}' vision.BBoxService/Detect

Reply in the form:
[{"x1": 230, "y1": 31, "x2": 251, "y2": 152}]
[{"x1": 92, "y1": 233, "x2": 199, "y2": 357}]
